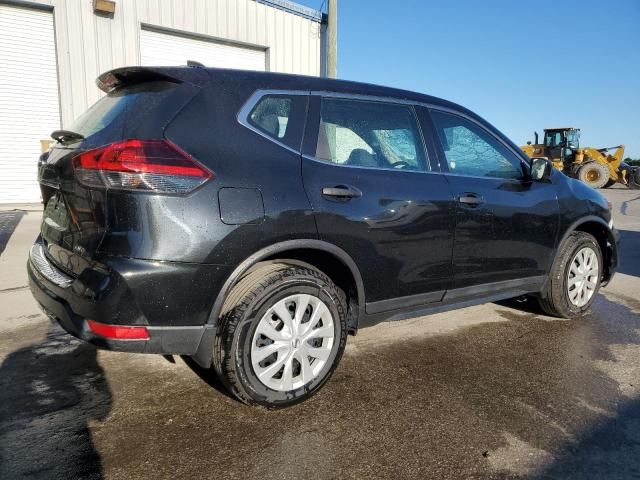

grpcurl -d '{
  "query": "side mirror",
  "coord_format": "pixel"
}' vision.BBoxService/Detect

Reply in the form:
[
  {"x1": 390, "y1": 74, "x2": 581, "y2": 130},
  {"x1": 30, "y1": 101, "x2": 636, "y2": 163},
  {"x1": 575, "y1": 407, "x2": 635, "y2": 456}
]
[{"x1": 530, "y1": 157, "x2": 551, "y2": 181}]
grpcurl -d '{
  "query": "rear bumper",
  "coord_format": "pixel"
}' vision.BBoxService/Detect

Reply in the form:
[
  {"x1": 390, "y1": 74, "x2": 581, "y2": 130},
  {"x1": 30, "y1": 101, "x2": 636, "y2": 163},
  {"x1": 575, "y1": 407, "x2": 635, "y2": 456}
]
[
  {"x1": 27, "y1": 238, "x2": 224, "y2": 355},
  {"x1": 29, "y1": 274, "x2": 208, "y2": 354}
]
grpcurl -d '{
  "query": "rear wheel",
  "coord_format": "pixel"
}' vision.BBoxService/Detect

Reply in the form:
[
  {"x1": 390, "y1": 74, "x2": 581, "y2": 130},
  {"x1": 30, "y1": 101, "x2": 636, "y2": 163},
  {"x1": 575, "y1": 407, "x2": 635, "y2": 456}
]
[
  {"x1": 213, "y1": 262, "x2": 347, "y2": 408},
  {"x1": 538, "y1": 232, "x2": 602, "y2": 318},
  {"x1": 577, "y1": 161, "x2": 609, "y2": 189}
]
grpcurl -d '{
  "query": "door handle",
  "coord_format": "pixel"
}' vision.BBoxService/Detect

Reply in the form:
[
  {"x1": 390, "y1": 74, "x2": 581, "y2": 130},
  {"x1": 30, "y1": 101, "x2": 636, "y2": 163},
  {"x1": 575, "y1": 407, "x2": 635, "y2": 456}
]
[
  {"x1": 458, "y1": 193, "x2": 484, "y2": 206},
  {"x1": 321, "y1": 185, "x2": 362, "y2": 199}
]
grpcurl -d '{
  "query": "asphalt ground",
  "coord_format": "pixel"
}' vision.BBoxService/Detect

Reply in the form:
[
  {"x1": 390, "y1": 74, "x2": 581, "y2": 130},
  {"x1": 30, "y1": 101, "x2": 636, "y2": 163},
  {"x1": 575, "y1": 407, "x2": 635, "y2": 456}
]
[{"x1": 0, "y1": 186, "x2": 638, "y2": 479}]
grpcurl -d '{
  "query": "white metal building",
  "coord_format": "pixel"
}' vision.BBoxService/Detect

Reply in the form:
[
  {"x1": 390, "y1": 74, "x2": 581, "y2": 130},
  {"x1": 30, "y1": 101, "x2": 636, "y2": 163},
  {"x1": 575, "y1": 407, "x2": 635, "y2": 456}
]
[{"x1": 0, "y1": 0, "x2": 326, "y2": 203}]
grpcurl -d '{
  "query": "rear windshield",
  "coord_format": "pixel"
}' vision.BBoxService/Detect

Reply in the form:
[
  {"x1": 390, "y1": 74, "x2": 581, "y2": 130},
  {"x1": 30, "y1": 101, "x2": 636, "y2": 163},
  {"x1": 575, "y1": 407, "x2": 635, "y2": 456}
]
[
  {"x1": 69, "y1": 95, "x2": 128, "y2": 138},
  {"x1": 68, "y1": 81, "x2": 178, "y2": 139}
]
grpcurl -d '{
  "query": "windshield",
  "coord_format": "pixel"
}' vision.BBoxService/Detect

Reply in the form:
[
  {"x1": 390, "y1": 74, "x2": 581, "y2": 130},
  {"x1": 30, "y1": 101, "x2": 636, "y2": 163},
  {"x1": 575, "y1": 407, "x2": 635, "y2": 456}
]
[{"x1": 566, "y1": 130, "x2": 580, "y2": 148}]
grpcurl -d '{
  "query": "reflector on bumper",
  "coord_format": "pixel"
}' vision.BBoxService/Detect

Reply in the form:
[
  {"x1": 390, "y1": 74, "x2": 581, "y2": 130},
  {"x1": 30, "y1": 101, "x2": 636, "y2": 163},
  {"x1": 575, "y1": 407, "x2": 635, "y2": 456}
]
[{"x1": 87, "y1": 319, "x2": 149, "y2": 340}]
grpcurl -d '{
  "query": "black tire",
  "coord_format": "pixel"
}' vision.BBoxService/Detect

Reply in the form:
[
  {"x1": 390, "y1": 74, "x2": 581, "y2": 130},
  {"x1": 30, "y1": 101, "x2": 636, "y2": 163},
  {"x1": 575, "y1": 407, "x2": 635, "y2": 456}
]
[
  {"x1": 213, "y1": 262, "x2": 348, "y2": 408},
  {"x1": 537, "y1": 232, "x2": 602, "y2": 318},
  {"x1": 577, "y1": 161, "x2": 610, "y2": 189}
]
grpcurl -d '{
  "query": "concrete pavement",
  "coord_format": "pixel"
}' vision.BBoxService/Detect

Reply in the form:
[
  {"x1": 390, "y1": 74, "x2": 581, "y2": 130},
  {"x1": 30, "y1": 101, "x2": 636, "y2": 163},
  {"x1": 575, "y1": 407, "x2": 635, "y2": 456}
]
[
  {"x1": 0, "y1": 204, "x2": 44, "y2": 335},
  {"x1": 0, "y1": 188, "x2": 638, "y2": 479}
]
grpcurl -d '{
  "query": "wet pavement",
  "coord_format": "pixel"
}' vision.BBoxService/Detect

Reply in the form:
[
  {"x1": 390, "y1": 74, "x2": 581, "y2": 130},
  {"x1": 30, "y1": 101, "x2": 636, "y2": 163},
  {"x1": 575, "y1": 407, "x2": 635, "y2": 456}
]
[{"x1": 1, "y1": 187, "x2": 639, "y2": 480}]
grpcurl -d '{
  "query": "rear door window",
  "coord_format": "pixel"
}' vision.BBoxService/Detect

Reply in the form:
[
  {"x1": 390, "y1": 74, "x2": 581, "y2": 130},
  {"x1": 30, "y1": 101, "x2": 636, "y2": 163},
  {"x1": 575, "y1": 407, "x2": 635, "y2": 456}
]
[{"x1": 314, "y1": 97, "x2": 427, "y2": 171}]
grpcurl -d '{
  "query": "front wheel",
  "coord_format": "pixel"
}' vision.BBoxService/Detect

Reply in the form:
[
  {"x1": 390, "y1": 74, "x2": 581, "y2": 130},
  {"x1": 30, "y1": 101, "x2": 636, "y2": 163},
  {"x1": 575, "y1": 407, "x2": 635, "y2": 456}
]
[
  {"x1": 213, "y1": 262, "x2": 348, "y2": 408},
  {"x1": 538, "y1": 232, "x2": 602, "y2": 318}
]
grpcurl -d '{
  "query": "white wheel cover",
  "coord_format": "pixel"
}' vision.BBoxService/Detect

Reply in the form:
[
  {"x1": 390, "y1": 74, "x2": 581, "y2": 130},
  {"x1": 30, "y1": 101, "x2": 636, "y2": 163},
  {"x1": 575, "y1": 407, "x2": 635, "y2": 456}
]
[
  {"x1": 250, "y1": 294, "x2": 335, "y2": 392},
  {"x1": 567, "y1": 247, "x2": 599, "y2": 307}
]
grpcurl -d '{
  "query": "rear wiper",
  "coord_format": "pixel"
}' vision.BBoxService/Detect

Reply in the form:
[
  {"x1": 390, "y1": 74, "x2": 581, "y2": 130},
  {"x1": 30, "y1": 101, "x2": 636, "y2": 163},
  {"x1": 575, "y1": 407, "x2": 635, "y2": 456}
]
[{"x1": 51, "y1": 129, "x2": 85, "y2": 145}]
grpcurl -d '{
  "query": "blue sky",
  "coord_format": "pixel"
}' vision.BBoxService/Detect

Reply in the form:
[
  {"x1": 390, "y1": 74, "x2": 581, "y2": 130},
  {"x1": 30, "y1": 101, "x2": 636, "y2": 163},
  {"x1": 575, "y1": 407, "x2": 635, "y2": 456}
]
[{"x1": 298, "y1": 0, "x2": 640, "y2": 157}]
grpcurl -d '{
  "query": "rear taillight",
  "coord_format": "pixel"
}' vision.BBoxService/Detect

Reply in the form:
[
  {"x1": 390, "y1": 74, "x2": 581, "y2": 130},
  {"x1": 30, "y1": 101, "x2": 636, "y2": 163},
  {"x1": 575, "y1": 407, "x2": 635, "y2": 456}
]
[{"x1": 73, "y1": 139, "x2": 212, "y2": 194}]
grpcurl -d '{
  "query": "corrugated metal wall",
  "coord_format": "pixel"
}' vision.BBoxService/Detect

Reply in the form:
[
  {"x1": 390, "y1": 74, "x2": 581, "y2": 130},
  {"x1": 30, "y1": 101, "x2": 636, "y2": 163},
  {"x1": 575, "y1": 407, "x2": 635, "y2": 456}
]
[{"x1": 26, "y1": 0, "x2": 323, "y2": 126}]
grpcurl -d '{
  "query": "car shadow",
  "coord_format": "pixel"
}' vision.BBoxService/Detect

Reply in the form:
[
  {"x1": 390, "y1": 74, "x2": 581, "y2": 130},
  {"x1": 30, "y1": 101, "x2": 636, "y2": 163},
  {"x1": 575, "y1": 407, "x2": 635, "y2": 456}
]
[
  {"x1": 0, "y1": 210, "x2": 25, "y2": 256},
  {"x1": 495, "y1": 295, "x2": 548, "y2": 315},
  {"x1": 531, "y1": 396, "x2": 640, "y2": 479},
  {"x1": 181, "y1": 355, "x2": 236, "y2": 401},
  {"x1": 528, "y1": 294, "x2": 640, "y2": 479},
  {"x1": 0, "y1": 321, "x2": 112, "y2": 479},
  {"x1": 616, "y1": 229, "x2": 640, "y2": 278}
]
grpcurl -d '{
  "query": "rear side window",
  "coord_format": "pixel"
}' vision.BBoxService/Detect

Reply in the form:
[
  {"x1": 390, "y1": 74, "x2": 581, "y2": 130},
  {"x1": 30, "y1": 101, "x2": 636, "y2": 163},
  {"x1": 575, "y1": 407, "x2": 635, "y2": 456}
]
[
  {"x1": 315, "y1": 98, "x2": 427, "y2": 171},
  {"x1": 430, "y1": 110, "x2": 523, "y2": 179},
  {"x1": 247, "y1": 94, "x2": 307, "y2": 150}
]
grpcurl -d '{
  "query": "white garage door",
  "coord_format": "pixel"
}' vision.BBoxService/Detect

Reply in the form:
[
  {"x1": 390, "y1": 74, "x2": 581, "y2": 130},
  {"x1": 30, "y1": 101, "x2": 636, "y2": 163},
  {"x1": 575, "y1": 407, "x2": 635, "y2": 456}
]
[
  {"x1": 0, "y1": 5, "x2": 59, "y2": 203},
  {"x1": 140, "y1": 28, "x2": 266, "y2": 71}
]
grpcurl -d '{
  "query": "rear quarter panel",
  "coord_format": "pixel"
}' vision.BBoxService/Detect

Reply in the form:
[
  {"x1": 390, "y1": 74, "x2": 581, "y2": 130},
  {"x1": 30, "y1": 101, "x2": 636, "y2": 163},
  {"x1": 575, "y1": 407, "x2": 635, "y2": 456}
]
[{"x1": 162, "y1": 72, "x2": 317, "y2": 267}]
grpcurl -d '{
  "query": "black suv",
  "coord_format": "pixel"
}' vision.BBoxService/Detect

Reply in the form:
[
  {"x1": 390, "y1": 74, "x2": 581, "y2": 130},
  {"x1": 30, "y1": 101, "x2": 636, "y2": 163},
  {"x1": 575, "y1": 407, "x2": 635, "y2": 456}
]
[{"x1": 29, "y1": 67, "x2": 618, "y2": 407}]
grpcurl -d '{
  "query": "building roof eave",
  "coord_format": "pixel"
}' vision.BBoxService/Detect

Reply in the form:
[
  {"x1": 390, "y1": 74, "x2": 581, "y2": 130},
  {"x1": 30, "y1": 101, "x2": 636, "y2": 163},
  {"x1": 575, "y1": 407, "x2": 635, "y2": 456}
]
[{"x1": 255, "y1": 0, "x2": 324, "y2": 23}]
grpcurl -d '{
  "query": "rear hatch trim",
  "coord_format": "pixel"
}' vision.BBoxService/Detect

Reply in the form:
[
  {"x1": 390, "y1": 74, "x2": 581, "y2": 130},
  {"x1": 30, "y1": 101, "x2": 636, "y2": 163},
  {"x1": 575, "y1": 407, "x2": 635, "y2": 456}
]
[{"x1": 29, "y1": 241, "x2": 74, "y2": 288}]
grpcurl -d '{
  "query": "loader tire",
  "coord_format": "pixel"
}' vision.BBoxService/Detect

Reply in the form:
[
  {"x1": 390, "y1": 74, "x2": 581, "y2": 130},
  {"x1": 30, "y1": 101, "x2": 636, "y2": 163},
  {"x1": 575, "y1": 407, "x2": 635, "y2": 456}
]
[{"x1": 578, "y1": 162, "x2": 609, "y2": 189}]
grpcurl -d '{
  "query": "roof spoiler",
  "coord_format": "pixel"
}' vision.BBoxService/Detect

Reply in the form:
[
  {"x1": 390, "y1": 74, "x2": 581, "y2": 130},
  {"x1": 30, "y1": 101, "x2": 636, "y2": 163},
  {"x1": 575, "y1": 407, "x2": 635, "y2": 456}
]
[{"x1": 96, "y1": 67, "x2": 184, "y2": 93}]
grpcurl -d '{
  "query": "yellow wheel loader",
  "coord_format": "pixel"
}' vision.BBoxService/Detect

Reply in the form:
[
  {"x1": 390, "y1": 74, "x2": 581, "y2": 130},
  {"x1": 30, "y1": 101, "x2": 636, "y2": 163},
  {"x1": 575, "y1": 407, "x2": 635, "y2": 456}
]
[{"x1": 521, "y1": 128, "x2": 640, "y2": 189}]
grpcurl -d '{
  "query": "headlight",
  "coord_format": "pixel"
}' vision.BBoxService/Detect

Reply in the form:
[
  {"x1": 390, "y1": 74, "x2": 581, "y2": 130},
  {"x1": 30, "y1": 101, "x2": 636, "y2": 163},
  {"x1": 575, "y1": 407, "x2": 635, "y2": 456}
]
[{"x1": 608, "y1": 218, "x2": 614, "y2": 229}]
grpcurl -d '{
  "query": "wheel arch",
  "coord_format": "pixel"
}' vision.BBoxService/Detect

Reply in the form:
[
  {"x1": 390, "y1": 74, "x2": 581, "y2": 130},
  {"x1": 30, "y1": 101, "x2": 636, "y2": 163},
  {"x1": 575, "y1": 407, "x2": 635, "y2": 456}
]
[
  {"x1": 208, "y1": 239, "x2": 365, "y2": 330},
  {"x1": 557, "y1": 216, "x2": 618, "y2": 285},
  {"x1": 190, "y1": 240, "x2": 365, "y2": 368}
]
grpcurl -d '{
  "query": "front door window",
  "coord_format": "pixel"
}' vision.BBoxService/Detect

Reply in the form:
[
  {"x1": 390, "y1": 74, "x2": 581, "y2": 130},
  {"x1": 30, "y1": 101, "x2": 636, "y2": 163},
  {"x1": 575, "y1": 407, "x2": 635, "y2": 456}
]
[{"x1": 430, "y1": 111, "x2": 523, "y2": 179}]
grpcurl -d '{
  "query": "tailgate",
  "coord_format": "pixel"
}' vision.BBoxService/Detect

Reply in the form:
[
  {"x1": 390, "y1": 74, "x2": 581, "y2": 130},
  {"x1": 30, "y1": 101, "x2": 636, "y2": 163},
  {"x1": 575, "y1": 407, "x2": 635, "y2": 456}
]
[{"x1": 38, "y1": 77, "x2": 201, "y2": 275}]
